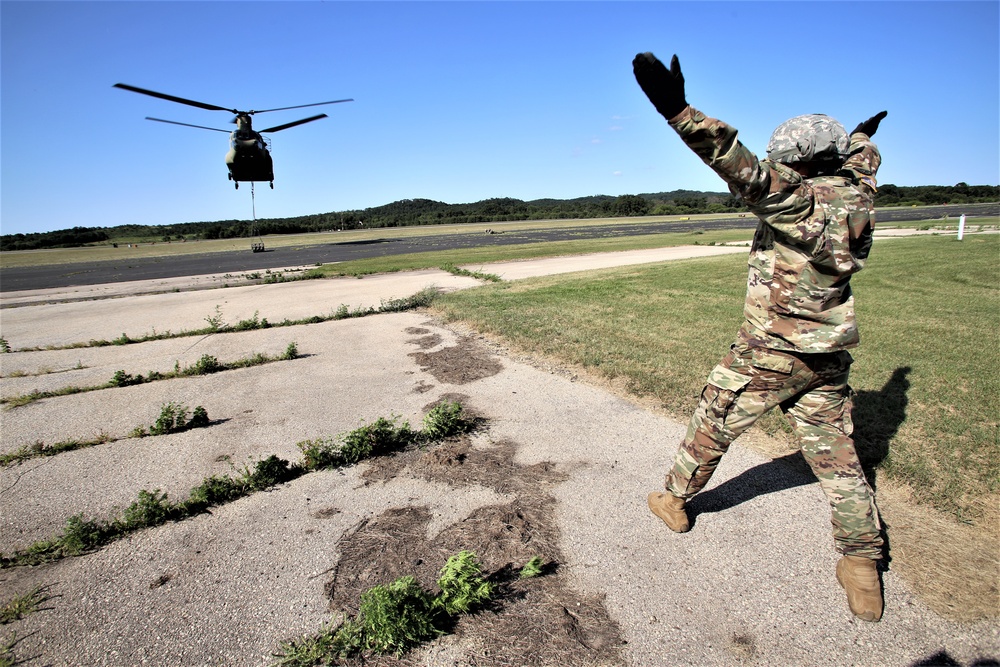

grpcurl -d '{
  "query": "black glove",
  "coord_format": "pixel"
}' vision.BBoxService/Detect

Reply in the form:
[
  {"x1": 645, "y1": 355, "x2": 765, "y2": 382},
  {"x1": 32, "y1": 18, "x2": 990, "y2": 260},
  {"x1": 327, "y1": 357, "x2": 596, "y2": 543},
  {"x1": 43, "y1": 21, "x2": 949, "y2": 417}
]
[
  {"x1": 851, "y1": 111, "x2": 888, "y2": 138},
  {"x1": 633, "y1": 52, "x2": 687, "y2": 120}
]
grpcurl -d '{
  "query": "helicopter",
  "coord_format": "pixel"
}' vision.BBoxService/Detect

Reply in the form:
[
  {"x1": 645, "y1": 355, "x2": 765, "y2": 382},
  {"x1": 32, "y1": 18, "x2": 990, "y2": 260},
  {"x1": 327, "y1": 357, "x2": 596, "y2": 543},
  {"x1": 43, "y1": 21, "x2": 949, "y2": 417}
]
[{"x1": 114, "y1": 83, "x2": 353, "y2": 189}]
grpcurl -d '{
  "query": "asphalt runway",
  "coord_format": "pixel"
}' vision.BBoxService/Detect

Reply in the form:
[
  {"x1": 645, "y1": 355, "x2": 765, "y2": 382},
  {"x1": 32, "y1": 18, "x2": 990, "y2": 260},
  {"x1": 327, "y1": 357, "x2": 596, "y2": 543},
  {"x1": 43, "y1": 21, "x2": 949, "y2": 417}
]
[{"x1": 2, "y1": 203, "x2": 995, "y2": 292}]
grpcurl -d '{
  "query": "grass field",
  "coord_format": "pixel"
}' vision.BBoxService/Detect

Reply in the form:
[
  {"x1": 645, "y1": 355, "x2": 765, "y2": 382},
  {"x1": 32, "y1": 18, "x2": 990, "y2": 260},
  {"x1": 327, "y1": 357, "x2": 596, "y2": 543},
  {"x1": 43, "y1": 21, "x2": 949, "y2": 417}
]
[{"x1": 431, "y1": 233, "x2": 1000, "y2": 523}]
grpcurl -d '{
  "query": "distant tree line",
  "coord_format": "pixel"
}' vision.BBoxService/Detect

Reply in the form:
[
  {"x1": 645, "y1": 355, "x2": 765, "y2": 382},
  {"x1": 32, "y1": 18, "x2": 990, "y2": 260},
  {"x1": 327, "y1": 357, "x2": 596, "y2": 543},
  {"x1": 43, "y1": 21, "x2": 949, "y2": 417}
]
[{"x1": 3, "y1": 184, "x2": 997, "y2": 251}]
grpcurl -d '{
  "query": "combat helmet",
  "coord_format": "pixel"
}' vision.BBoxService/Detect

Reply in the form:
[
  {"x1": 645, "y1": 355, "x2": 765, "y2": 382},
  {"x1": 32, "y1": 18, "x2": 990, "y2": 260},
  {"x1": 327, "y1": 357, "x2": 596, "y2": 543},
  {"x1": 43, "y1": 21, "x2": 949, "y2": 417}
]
[{"x1": 766, "y1": 114, "x2": 849, "y2": 165}]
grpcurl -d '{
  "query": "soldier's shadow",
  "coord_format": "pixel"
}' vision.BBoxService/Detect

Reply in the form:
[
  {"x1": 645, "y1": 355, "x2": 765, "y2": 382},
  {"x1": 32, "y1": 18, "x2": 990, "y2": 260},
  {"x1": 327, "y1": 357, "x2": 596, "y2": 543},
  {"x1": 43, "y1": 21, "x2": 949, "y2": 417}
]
[{"x1": 687, "y1": 367, "x2": 912, "y2": 551}]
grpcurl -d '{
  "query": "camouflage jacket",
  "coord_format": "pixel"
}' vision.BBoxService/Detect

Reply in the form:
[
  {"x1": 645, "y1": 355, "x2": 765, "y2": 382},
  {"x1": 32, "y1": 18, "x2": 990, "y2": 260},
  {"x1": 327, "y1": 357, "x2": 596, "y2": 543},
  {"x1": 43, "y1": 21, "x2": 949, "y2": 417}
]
[{"x1": 669, "y1": 106, "x2": 882, "y2": 353}]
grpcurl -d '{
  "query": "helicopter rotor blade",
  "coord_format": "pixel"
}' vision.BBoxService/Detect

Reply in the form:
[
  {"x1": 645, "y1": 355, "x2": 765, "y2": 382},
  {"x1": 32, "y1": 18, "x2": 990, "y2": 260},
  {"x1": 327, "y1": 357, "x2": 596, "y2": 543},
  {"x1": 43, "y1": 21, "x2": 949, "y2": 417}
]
[
  {"x1": 114, "y1": 83, "x2": 237, "y2": 114},
  {"x1": 251, "y1": 98, "x2": 354, "y2": 114},
  {"x1": 145, "y1": 117, "x2": 231, "y2": 133},
  {"x1": 259, "y1": 114, "x2": 329, "y2": 133}
]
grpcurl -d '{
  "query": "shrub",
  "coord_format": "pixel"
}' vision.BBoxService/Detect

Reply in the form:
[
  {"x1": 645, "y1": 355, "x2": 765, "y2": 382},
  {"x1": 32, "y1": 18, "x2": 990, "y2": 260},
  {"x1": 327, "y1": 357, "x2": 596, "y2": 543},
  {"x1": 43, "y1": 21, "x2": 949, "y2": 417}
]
[
  {"x1": 149, "y1": 403, "x2": 188, "y2": 436},
  {"x1": 434, "y1": 550, "x2": 492, "y2": 616},
  {"x1": 358, "y1": 576, "x2": 440, "y2": 656},
  {"x1": 422, "y1": 402, "x2": 474, "y2": 441},
  {"x1": 119, "y1": 490, "x2": 174, "y2": 530}
]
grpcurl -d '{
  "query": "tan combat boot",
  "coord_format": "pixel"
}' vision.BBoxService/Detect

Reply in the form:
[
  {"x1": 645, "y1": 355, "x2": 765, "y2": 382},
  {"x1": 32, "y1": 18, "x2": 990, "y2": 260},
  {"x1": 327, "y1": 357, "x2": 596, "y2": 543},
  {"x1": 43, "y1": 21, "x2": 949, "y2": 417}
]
[
  {"x1": 647, "y1": 492, "x2": 690, "y2": 533},
  {"x1": 836, "y1": 555, "x2": 883, "y2": 622}
]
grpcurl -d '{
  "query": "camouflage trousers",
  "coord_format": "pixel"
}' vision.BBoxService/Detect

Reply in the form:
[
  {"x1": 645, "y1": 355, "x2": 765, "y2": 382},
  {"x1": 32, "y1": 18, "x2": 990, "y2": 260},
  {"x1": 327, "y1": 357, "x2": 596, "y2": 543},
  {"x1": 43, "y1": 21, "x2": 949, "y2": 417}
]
[{"x1": 665, "y1": 337, "x2": 883, "y2": 559}]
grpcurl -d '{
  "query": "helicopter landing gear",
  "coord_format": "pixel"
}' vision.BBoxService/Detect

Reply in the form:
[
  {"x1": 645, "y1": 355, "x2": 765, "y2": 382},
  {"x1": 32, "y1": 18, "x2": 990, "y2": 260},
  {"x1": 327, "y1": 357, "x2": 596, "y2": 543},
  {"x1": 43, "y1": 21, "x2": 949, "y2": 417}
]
[
  {"x1": 269, "y1": 181, "x2": 274, "y2": 189},
  {"x1": 234, "y1": 182, "x2": 239, "y2": 189}
]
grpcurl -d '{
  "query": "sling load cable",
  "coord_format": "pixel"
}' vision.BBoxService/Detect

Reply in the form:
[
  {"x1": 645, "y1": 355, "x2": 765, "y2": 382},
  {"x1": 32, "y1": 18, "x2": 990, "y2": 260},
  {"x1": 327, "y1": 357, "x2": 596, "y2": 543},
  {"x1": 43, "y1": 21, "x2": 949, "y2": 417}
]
[{"x1": 250, "y1": 181, "x2": 265, "y2": 253}]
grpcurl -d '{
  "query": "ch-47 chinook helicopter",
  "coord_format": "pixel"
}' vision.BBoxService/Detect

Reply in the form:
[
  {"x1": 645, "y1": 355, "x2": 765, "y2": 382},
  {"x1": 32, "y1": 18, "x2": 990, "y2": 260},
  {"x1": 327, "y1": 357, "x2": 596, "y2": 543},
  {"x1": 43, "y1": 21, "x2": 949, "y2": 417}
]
[{"x1": 114, "y1": 83, "x2": 353, "y2": 189}]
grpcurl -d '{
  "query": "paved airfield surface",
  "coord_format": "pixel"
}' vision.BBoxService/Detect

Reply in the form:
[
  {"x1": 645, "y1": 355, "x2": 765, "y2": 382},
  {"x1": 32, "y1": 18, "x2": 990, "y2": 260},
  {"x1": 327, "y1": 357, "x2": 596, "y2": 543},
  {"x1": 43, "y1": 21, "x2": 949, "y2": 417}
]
[{"x1": 1, "y1": 246, "x2": 996, "y2": 666}]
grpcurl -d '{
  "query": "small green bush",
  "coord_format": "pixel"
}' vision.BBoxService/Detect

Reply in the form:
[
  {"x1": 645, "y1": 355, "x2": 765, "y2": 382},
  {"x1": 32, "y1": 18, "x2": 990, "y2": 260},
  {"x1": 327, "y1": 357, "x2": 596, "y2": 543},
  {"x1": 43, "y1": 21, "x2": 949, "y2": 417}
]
[
  {"x1": 520, "y1": 556, "x2": 544, "y2": 579},
  {"x1": 119, "y1": 490, "x2": 174, "y2": 530},
  {"x1": 150, "y1": 402, "x2": 188, "y2": 436},
  {"x1": 296, "y1": 437, "x2": 342, "y2": 470},
  {"x1": 111, "y1": 370, "x2": 143, "y2": 387},
  {"x1": 422, "y1": 402, "x2": 474, "y2": 441},
  {"x1": 341, "y1": 416, "x2": 416, "y2": 463},
  {"x1": 189, "y1": 406, "x2": 210, "y2": 428},
  {"x1": 434, "y1": 550, "x2": 492, "y2": 616},
  {"x1": 358, "y1": 576, "x2": 441, "y2": 656},
  {"x1": 192, "y1": 354, "x2": 222, "y2": 374},
  {"x1": 60, "y1": 515, "x2": 105, "y2": 555}
]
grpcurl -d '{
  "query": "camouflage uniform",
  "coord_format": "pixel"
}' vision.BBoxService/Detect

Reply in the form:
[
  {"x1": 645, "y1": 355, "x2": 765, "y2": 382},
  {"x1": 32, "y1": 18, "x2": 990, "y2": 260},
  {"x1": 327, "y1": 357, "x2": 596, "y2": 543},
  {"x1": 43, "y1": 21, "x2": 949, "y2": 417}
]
[{"x1": 663, "y1": 106, "x2": 883, "y2": 559}]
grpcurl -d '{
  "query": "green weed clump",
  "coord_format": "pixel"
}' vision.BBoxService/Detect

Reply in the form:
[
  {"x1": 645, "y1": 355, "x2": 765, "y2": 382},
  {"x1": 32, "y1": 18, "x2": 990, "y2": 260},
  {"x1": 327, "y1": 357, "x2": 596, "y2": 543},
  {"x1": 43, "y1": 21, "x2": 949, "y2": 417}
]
[
  {"x1": 298, "y1": 416, "x2": 416, "y2": 469},
  {"x1": 441, "y1": 263, "x2": 502, "y2": 283},
  {"x1": 1, "y1": 632, "x2": 16, "y2": 667},
  {"x1": 131, "y1": 403, "x2": 210, "y2": 439},
  {"x1": 434, "y1": 550, "x2": 493, "y2": 616},
  {"x1": 357, "y1": 576, "x2": 441, "y2": 656},
  {"x1": 519, "y1": 556, "x2": 545, "y2": 579},
  {"x1": 421, "y1": 401, "x2": 476, "y2": 442},
  {"x1": 297, "y1": 402, "x2": 472, "y2": 471},
  {"x1": 274, "y1": 551, "x2": 500, "y2": 665},
  {"x1": 1, "y1": 585, "x2": 51, "y2": 624}
]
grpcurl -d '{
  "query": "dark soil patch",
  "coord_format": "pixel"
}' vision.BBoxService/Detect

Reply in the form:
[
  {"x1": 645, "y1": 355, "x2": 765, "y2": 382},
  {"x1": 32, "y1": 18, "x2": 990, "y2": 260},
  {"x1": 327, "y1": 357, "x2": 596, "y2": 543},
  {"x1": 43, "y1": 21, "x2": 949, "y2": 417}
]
[
  {"x1": 407, "y1": 333, "x2": 503, "y2": 385},
  {"x1": 404, "y1": 326, "x2": 444, "y2": 350},
  {"x1": 327, "y1": 435, "x2": 625, "y2": 666}
]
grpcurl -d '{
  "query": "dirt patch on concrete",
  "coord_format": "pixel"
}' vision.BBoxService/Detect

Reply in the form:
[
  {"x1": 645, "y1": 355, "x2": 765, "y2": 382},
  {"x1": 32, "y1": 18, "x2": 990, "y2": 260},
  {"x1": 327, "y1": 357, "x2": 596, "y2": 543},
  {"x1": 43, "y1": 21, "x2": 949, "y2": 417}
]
[
  {"x1": 407, "y1": 332, "x2": 505, "y2": 385},
  {"x1": 329, "y1": 434, "x2": 625, "y2": 666}
]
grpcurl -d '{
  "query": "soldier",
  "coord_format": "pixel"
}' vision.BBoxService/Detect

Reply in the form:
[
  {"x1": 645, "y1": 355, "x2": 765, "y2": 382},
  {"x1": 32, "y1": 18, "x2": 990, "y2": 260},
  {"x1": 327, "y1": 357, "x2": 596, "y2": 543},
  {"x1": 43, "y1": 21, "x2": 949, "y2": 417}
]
[{"x1": 632, "y1": 51, "x2": 888, "y2": 622}]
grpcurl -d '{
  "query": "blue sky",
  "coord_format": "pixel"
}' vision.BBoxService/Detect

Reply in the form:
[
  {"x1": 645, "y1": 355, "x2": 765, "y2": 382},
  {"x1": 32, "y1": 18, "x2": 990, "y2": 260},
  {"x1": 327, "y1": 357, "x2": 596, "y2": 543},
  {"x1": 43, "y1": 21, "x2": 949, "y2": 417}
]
[{"x1": 2, "y1": 1, "x2": 998, "y2": 236}]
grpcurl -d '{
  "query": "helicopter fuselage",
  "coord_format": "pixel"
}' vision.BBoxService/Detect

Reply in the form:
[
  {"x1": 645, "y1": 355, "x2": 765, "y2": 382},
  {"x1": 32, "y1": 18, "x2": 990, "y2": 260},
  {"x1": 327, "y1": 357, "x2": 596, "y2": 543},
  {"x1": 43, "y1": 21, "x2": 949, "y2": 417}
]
[
  {"x1": 224, "y1": 114, "x2": 274, "y2": 184},
  {"x1": 225, "y1": 130, "x2": 274, "y2": 184}
]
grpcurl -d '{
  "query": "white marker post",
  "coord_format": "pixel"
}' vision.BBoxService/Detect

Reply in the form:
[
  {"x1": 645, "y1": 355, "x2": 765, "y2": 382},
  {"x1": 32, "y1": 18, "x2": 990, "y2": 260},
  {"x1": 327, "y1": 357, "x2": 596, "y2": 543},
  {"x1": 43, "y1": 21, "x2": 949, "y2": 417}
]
[{"x1": 958, "y1": 214, "x2": 966, "y2": 241}]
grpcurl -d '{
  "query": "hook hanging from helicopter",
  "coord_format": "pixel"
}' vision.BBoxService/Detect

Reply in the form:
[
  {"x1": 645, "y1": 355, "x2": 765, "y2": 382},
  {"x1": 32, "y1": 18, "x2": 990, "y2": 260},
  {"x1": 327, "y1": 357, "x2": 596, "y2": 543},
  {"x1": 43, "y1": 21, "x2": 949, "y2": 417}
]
[{"x1": 114, "y1": 83, "x2": 353, "y2": 189}]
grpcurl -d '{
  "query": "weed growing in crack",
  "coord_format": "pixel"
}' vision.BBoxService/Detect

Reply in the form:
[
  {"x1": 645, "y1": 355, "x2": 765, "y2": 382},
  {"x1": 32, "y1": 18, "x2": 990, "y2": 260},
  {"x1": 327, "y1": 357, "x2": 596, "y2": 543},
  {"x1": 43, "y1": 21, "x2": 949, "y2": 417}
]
[
  {"x1": 2, "y1": 347, "x2": 298, "y2": 409},
  {"x1": 112, "y1": 333, "x2": 133, "y2": 346},
  {"x1": 147, "y1": 402, "x2": 209, "y2": 436},
  {"x1": 111, "y1": 370, "x2": 144, "y2": 387},
  {"x1": 120, "y1": 490, "x2": 177, "y2": 529},
  {"x1": 190, "y1": 354, "x2": 223, "y2": 375},
  {"x1": 273, "y1": 551, "x2": 505, "y2": 665},
  {"x1": 3, "y1": 404, "x2": 210, "y2": 466},
  {"x1": 0, "y1": 585, "x2": 52, "y2": 624},
  {"x1": 234, "y1": 311, "x2": 270, "y2": 331},
  {"x1": 204, "y1": 306, "x2": 226, "y2": 331},
  {"x1": 297, "y1": 415, "x2": 416, "y2": 469},
  {"x1": 440, "y1": 263, "x2": 502, "y2": 283},
  {"x1": 1, "y1": 433, "x2": 112, "y2": 467},
  {"x1": 17, "y1": 288, "x2": 440, "y2": 353},
  {"x1": 0, "y1": 631, "x2": 17, "y2": 667},
  {"x1": 358, "y1": 576, "x2": 441, "y2": 656},
  {"x1": 0, "y1": 338, "x2": 10, "y2": 354}
]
